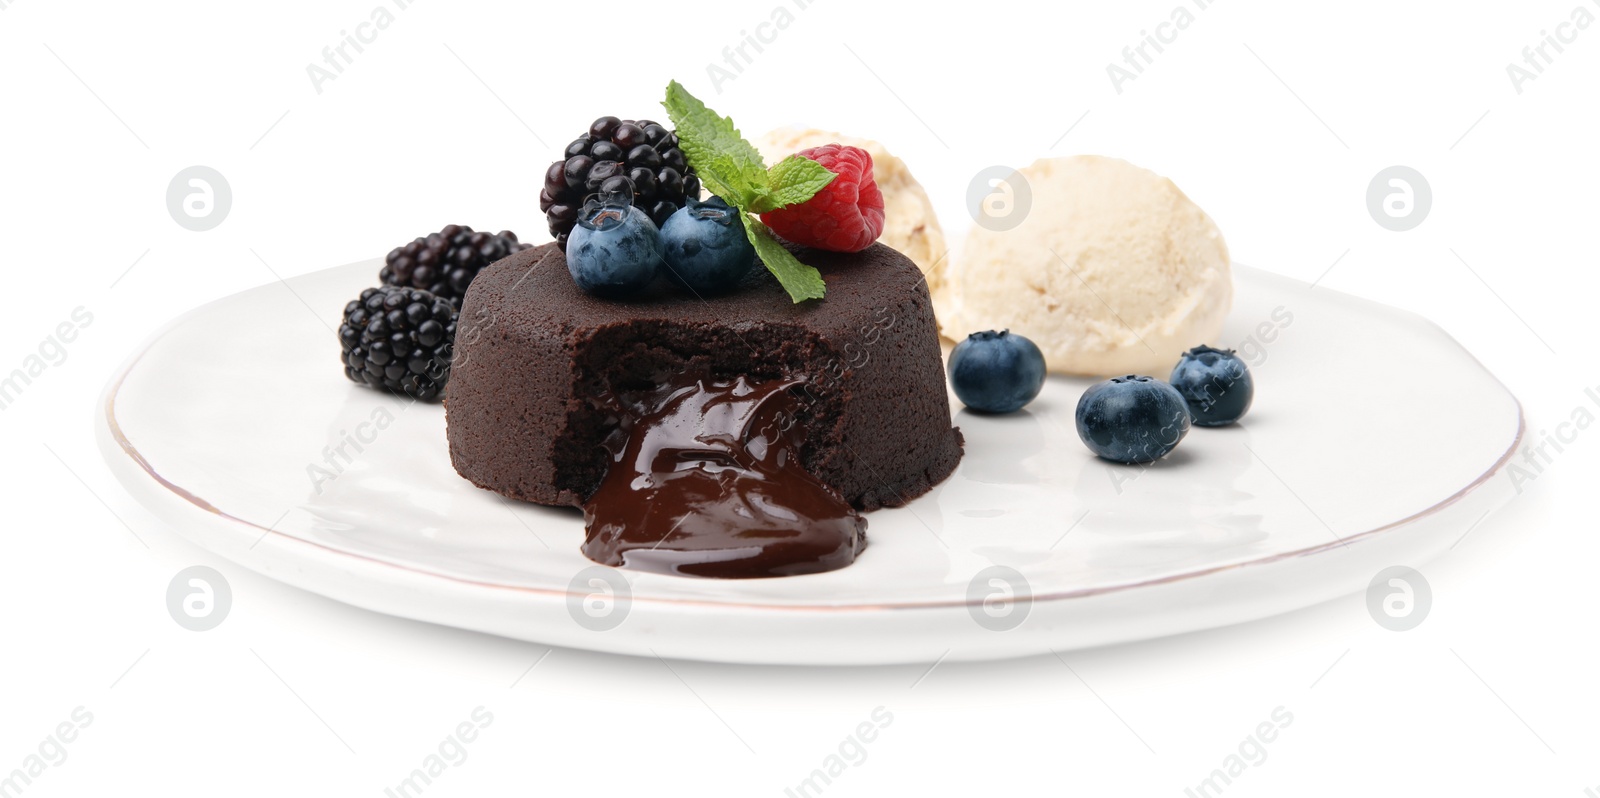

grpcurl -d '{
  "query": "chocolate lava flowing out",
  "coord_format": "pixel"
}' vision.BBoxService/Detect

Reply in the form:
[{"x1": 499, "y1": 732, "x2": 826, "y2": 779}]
[{"x1": 580, "y1": 375, "x2": 867, "y2": 579}]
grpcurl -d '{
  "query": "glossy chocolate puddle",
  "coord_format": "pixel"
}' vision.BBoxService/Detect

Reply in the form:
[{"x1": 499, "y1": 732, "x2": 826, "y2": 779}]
[{"x1": 580, "y1": 375, "x2": 867, "y2": 579}]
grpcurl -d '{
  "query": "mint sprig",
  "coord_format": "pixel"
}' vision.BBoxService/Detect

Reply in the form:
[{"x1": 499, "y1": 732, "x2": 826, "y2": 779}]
[{"x1": 663, "y1": 80, "x2": 836, "y2": 303}]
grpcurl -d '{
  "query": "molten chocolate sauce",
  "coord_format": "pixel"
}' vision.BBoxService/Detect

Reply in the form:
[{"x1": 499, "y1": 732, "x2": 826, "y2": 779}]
[{"x1": 580, "y1": 375, "x2": 867, "y2": 579}]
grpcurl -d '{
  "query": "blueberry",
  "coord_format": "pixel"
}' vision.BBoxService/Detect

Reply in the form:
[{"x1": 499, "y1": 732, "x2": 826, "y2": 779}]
[
  {"x1": 947, "y1": 330, "x2": 1047, "y2": 414},
  {"x1": 567, "y1": 201, "x2": 662, "y2": 298},
  {"x1": 1170, "y1": 345, "x2": 1253, "y2": 426},
  {"x1": 659, "y1": 196, "x2": 756, "y2": 296},
  {"x1": 1074, "y1": 376, "x2": 1190, "y2": 464}
]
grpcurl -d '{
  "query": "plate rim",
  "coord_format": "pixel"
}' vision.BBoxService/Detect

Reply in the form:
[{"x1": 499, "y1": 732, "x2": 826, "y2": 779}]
[{"x1": 97, "y1": 260, "x2": 1529, "y2": 614}]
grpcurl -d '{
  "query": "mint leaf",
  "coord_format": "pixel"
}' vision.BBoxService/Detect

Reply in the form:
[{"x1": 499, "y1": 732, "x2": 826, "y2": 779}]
[
  {"x1": 704, "y1": 154, "x2": 765, "y2": 205},
  {"x1": 744, "y1": 216, "x2": 825, "y2": 303},
  {"x1": 740, "y1": 163, "x2": 771, "y2": 197},
  {"x1": 750, "y1": 155, "x2": 836, "y2": 214},
  {"x1": 663, "y1": 81, "x2": 766, "y2": 207}
]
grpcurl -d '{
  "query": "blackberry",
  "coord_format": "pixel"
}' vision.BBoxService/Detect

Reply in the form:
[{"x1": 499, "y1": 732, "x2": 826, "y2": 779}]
[
  {"x1": 380, "y1": 225, "x2": 531, "y2": 305},
  {"x1": 541, "y1": 116, "x2": 701, "y2": 250},
  {"x1": 338, "y1": 286, "x2": 458, "y2": 402}
]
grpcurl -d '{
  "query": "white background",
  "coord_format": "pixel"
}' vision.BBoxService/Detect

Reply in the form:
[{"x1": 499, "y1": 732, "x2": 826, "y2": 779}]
[{"x1": 2, "y1": 0, "x2": 1596, "y2": 795}]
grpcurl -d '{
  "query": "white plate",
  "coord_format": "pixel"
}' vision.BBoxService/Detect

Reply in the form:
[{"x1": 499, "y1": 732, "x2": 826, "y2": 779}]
[{"x1": 97, "y1": 260, "x2": 1523, "y2": 665}]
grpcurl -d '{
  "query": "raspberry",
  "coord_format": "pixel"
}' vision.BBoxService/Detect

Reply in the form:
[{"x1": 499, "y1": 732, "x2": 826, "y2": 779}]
[{"x1": 760, "y1": 144, "x2": 885, "y2": 253}]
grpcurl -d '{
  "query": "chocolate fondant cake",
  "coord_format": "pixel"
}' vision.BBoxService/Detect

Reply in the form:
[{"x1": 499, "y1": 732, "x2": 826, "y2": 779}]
[{"x1": 446, "y1": 241, "x2": 962, "y2": 513}]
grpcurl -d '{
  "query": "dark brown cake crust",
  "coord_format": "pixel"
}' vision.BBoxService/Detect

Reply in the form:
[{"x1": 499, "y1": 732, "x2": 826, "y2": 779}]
[{"x1": 446, "y1": 241, "x2": 963, "y2": 511}]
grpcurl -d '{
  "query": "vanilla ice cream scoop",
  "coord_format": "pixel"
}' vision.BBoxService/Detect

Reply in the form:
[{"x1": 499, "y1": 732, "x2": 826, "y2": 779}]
[
  {"x1": 757, "y1": 127, "x2": 948, "y2": 298},
  {"x1": 941, "y1": 155, "x2": 1231, "y2": 376}
]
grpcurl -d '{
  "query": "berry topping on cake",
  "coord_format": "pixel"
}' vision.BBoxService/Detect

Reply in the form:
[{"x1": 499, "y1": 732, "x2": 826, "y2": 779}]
[
  {"x1": 758, "y1": 144, "x2": 885, "y2": 253},
  {"x1": 542, "y1": 116, "x2": 700, "y2": 250},
  {"x1": 380, "y1": 225, "x2": 530, "y2": 306},
  {"x1": 660, "y1": 81, "x2": 859, "y2": 303},
  {"x1": 566, "y1": 195, "x2": 664, "y2": 298},
  {"x1": 339, "y1": 286, "x2": 458, "y2": 401},
  {"x1": 660, "y1": 196, "x2": 757, "y2": 296}
]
